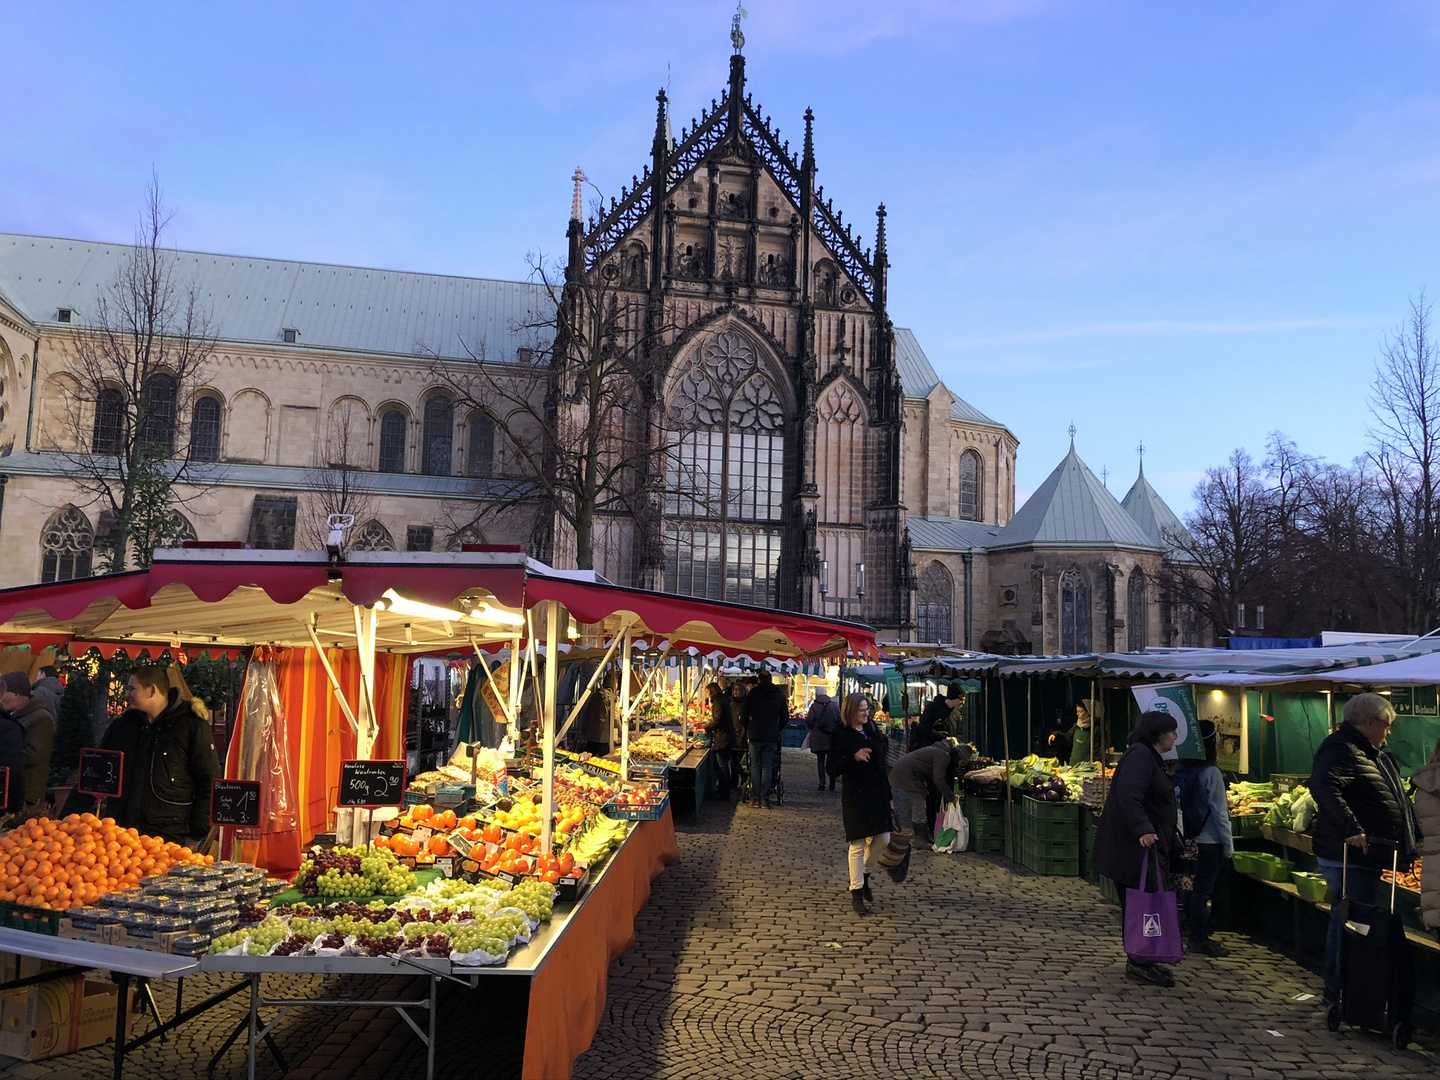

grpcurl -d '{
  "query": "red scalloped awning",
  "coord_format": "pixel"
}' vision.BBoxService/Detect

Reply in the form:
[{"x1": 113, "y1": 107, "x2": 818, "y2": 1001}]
[
  {"x1": 147, "y1": 560, "x2": 330, "y2": 606},
  {"x1": 342, "y1": 564, "x2": 527, "y2": 610},
  {"x1": 0, "y1": 571, "x2": 152, "y2": 625}
]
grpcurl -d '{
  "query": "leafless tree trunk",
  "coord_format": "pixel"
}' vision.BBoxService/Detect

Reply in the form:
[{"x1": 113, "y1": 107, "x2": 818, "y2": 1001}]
[
  {"x1": 300, "y1": 400, "x2": 379, "y2": 549},
  {"x1": 55, "y1": 177, "x2": 216, "y2": 570}
]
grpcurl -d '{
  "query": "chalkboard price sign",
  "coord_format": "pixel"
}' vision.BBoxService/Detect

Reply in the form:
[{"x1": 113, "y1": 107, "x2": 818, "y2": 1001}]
[
  {"x1": 338, "y1": 760, "x2": 406, "y2": 808},
  {"x1": 211, "y1": 779, "x2": 263, "y2": 827},
  {"x1": 78, "y1": 749, "x2": 125, "y2": 798}
]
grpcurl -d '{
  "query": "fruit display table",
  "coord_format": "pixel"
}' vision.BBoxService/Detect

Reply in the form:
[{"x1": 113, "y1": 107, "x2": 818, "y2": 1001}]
[{"x1": 198, "y1": 807, "x2": 677, "y2": 1080}]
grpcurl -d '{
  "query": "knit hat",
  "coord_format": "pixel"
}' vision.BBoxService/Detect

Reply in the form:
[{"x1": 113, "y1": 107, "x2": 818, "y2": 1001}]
[{"x1": 1, "y1": 671, "x2": 32, "y2": 697}]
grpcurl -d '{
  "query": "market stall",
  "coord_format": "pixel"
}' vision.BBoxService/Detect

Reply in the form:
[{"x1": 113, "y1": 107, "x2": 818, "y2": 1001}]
[{"x1": 0, "y1": 547, "x2": 875, "y2": 1079}]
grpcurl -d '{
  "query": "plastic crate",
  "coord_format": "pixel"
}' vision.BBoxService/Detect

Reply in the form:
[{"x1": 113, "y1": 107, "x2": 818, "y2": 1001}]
[
  {"x1": 1020, "y1": 847, "x2": 1079, "y2": 876},
  {"x1": 1230, "y1": 813, "x2": 1265, "y2": 839},
  {"x1": 628, "y1": 761, "x2": 670, "y2": 781},
  {"x1": 1271, "y1": 773, "x2": 1309, "y2": 794},
  {"x1": 1021, "y1": 814, "x2": 1078, "y2": 843},
  {"x1": 1249, "y1": 855, "x2": 1294, "y2": 883},
  {"x1": 0, "y1": 901, "x2": 61, "y2": 936},
  {"x1": 1019, "y1": 795, "x2": 1079, "y2": 825},
  {"x1": 1292, "y1": 871, "x2": 1329, "y2": 902},
  {"x1": 970, "y1": 833, "x2": 1004, "y2": 855},
  {"x1": 602, "y1": 793, "x2": 669, "y2": 821},
  {"x1": 1020, "y1": 835, "x2": 1077, "y2": 860}
]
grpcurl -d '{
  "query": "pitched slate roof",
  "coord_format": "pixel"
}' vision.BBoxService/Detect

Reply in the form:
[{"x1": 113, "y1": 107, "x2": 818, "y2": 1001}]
[
  {"x1": 0, "y1": 233, "x2": 551, "y2": 363},
  {"x1": 1121, "y1": 466, "x2": 1197, "y2": 561},
  {"x1": 906, "y1": 516, "x2": 1003, "y2": 552},
  {"x1": 892, "y1": 328, "x2": 1009, "y2": 433},
  {"x1": 991, "y1": 444, "x2": 1161, "y2": 551}
]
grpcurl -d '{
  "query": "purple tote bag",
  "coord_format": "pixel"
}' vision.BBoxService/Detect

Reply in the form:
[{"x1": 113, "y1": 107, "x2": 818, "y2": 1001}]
[{"x1": 1124, "y1": 848, "x2": 1185, "y2": 965}]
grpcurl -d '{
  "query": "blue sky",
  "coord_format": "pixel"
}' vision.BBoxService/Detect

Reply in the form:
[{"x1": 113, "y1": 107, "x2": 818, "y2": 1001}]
[{"x1": 6, "y1": 1, "x2": 1440, "y2": 513}]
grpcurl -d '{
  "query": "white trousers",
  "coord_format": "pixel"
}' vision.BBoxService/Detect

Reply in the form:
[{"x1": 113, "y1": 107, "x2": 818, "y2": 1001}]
[{"x1": 847, "y1": 832, "x2": 890, "y2": 891}]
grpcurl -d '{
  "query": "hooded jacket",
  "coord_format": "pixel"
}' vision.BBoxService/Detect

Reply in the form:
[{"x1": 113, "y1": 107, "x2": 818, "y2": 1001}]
[
  {"x1": 128, "y1": 690, "x2": 222, "y2": 843},
  {"x1": 739, "y1": 681, "x2": 788, "y2": 745},
  {"x1": 1409, "y1": 741, "x2": 1440, "y2": 930},
  {"x1": 805, "y1": 693, "x2": 839, "y2": 753}
]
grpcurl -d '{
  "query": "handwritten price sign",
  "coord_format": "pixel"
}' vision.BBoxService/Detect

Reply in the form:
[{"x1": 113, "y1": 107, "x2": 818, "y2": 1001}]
[{"x1": 338, "y1": 760, "x2": 406, "y2": 808}]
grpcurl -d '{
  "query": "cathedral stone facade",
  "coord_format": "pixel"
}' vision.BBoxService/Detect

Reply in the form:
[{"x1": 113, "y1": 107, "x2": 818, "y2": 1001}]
[{"x1": 0, "y1": 50, "x2": 1195, "y2": 652}]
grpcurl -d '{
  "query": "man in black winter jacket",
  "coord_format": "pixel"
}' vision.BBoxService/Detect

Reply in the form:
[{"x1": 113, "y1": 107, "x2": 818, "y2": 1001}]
[
  {"x1": 740, "y1": 672, "x2": 788, "y2": 808},
  {"x1": 1309, "y1": 692, "x2": 1421, "y2": 1002},
  {"x1": 123, "y1": 665, "x2": 222, "y2": 846},
  {"x1": 913, "y1": 684, "x2": 965, "y2": 750}
]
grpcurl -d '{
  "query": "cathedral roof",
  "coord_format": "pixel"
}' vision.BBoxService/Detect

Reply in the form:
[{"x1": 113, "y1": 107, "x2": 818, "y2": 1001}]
[
  {"x1": 991, "y1": 444, "x2": 1161, "y2": 552},
  {"x1": 906, "y1": 516, "x2": 1003, "y2": 552},
  {"x1": 1121, "y1": 466, "x2": 1197, "y2": 561},
  {"x1": 0, "y1": 233, "x2": 551, "y2": 363},
  {"x1": 893, "y1": 328, "x2": 1009, "y2": 433}
]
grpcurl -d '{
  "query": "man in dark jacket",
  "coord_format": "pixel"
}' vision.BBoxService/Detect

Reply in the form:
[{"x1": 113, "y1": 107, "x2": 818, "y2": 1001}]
[
  {"x1": 59, "y1": 708, "x2": 147, "y2": 824},
  {"x1": 706, "y1": 679, "x2": 740, "y2": 799},
  {"x1": 805, "y1": 689, "x2": 840, "y2": 792},
  {"x1": 740, "y1": 671, "x2": 787, "y2": 809},
  {"x1": 890, "y1": 738, "x2": 968, "y2": 845},
  {"x1": 0, "y1": 708, "x2": 26, "y2": 814},
  {"x1": 123, "y1": 665, "x2": 222, "y2": 846},
  {"x1": 914, "y1": 684, "x2": 965, "y2": 750},
  {"x1": 1, "y1": 672, "x2": 55, "y2": 811},
  {"x1": 1309, "y1": 692, "x2": 1420, "y2": 1003},
  {"x1": 30, "y1": 666, "x2": 63, "y2": 718}
]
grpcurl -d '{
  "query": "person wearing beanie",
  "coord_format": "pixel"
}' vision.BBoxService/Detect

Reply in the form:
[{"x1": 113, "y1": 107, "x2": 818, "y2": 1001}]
[
  {"x1": 0, "y1": 671, "x2": 55, "y2": 810},
  {"x1": 915, "y1": 683, "x2": 966, "y2": 749}
]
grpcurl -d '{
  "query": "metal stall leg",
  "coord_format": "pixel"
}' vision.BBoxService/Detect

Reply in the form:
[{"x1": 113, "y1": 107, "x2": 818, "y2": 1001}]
[
  {"x1": 248, "y1": 973, "x2": 260, "y2": 1080},
  {"x1": 428, "y1": 976, "x2": 438, "y2": 1080},
  {"x1": 112, "y1": 972, "x2": 130, "y2": 1080}
]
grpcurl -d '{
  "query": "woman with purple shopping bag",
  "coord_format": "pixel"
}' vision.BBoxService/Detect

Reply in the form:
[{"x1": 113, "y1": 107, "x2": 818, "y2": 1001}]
[{"x1": 1094, "y1": 711, "x2": 1186, "y2": 986}]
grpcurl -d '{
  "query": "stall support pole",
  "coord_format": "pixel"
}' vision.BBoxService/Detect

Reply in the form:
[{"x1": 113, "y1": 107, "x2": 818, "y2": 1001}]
[
  {"x1": 1001, "y1": 676, "x2": 1013, "y2": 864},
  {"x1": 508, "y1": 631, "x2": 522, "y2": 741},
  {"x1": 1026, "y1": 680, "x2": 1032, "y2": 759},
  {"x1": 305, "y1": 616, "x2": 359, "y2": 734},
  {"x1": 540, "y1": 601, "x2": 560, "y2": 856},
  {"x1": 620, "y1": 629, "x2": 633, "y2": 781}
]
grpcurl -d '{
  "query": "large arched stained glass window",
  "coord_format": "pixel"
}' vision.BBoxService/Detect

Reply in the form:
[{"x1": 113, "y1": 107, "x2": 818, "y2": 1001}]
[
  {"x1": 959, "y1": 449, "x2": 983, "y2": 521},
  {"x1": 664, "y1": 331, "x2": 785, "y2": 606},
  {"x1": 1127, "y1": 567, "x2": 1148, "y2": 652},
  {"x1": 917, "y1": 561, "x2": 954, "y2": 643},
  {"x1": 189, "y1": 396, "x2": 222, "y2": 462},
  {"x1": 140, "y1": 373, "x2": 178, "y2": 453},
  {"x1": 1060, "y1": 567, "x2": 1090, "y2": 654},
  {"x1": 92, "y1": 388, "x2": 125, "y2": 454}
]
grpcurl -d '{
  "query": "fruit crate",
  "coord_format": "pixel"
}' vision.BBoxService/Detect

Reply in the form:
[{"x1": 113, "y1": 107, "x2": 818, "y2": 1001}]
[
  {"x1": 963, "y1": 776, "x2": 1006, "y2": 800},
  {"x1": 0, "y1": 901, "x2": 61, "y2": 936},
  {"x1": 1019, "y1": 794, "x2": 1080, "y2": 825},
  {"x1": 601, "y1": 793, "x2": 669, "y2": 821},
  {"x1": 1020, "y1": 846, "x2": 1079, "y2": 876},
  {"x1": 1231, "y1": 813, "x2": 1265, "y2": 839},
  {"x1": 628, "y1": 761, "x2": 670, "y2": 781},
  {"x1": 963, "y1": 794, "x2": 1004, "y2": 824},
  {"x1": 1271, "y1": 773, "x2": 1309, "y2": 795}
]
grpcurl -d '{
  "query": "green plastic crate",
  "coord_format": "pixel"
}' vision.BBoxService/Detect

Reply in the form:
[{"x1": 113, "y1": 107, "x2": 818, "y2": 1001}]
[
  {"x1": 1021, "y1": 814, "x2": 1078, "y2": 843},
  {"x1": 1020, "y1": 848, "x2": 1079, "y2": 876},
  {"x1": 1019, "y1": 795, "x2": 1080, "y2": 825},
  {"x1": 1020, "y1": 836, "x2": 1078, "y2": 861}
]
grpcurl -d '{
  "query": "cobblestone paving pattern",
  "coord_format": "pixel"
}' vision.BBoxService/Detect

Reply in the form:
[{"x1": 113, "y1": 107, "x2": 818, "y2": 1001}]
[{"x1": 5, "y1": 748, "x2": 1436, "y2": 1080}]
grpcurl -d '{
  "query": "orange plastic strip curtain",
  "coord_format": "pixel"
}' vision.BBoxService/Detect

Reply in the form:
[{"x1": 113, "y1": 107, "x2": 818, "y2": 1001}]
[{"x1": 228, "y1": 646, "x2": 411, "y2": 874}]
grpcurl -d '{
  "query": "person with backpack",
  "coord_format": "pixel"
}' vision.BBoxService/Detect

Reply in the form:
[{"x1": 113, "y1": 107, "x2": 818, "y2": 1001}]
[
  {"x1": 1175, "y1": 719, "x2": 1233, "y2": 956},
  {"x1": 806, "y1": 689, "x2": 841, "y2": 791}
]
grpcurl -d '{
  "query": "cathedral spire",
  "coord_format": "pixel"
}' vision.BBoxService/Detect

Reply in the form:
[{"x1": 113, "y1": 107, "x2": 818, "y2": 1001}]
[
  {"x1": 569, "y1": 167, "x2": 585, "y2": 225},
  {"x1": 801, "y1": 107, "x2": 815, "y2": 174},
  {"x1": 874, "y1": 203, "x2": 889, "y2": 315},
  {"x1": 566, "y1": 167, "x2": 585, "y2": 281},
  {"x1": 652, "y1": 89, "x2": 670, "y2": 161}
]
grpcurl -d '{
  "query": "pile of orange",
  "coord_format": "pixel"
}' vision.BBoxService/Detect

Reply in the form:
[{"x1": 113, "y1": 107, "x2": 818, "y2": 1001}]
[{"x1": 0, "y1": 814, "x2": 211, "y2": 910}]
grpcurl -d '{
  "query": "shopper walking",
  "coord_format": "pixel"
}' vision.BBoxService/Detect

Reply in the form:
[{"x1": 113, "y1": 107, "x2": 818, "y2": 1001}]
[
  {"x1": 1176, "y1": 720, "x2": 1233, "y2": 955},
  {"x1": 1094, "y1": 710, "x2": 1184, "y2": 987},
  {"x1": 828, "y1": 692, "x2": 893, "y2": 915},
  {"x1": 706, "y1": 679, "x2": 740, "y2": 799},
  {"x1": 805, "y1": 689, "x2": 840, "y2": 791},
  {"x1": 1308, "y1": 692, "x2": 1420, "y2": 1004},
  {"x1": 740, "y1": 671, "x2": 787, "y2": 809}
]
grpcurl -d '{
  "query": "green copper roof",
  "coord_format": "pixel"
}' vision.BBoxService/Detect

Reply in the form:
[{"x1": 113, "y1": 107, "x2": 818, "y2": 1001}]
[
  {"x1": 1121, "y1": 466, "x2": 1196, "y2": 560},
  {"x1": 991, "y1": 444, "x2": 1161, "y2": 551}
]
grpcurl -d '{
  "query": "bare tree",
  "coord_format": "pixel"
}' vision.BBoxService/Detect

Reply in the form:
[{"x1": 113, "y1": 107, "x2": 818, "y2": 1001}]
[
  {"x1": 1368, "y1": 291, "x2": 1440, "y2": 633},
  {"x1": 426, "y1": 248, "x2": 689, "y2": 572},
  {"x1": 56, "y1": 178, "x2": 216, "y2": 569},
  {"x1": 300, "y1": 400, "x2": 379, "y2": 549}
]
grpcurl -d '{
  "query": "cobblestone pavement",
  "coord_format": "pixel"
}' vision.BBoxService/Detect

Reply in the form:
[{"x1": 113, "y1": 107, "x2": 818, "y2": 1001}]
[{"x1": 5, "y1": 747, "x2": 1436, "y2": 1079}]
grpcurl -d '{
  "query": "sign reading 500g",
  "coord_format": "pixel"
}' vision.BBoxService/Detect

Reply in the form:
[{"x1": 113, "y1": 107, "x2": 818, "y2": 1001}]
[{"x1": 338, "y1": 760, "x2": 406, "y2": 808}]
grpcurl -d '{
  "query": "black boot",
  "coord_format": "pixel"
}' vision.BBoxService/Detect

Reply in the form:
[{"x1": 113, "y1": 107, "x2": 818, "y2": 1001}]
[
  {"x1": 850, "y1": 889, "x2": 869, "y2": 916},
  {"x1": 913, "y1": 821, "x2": 935, "y2": 848},
  {"x1": 862, "y1": 874, "x2": 873, "y2": 903}
]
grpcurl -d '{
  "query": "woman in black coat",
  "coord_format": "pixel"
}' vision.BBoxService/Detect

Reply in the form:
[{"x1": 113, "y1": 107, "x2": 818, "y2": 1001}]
[
  {"x1": 1094, "y1": 710, "x2": 1183, "y2": 987},
  {"x1": 827, "y1": 693, "x2": 893, "y2": 915}
]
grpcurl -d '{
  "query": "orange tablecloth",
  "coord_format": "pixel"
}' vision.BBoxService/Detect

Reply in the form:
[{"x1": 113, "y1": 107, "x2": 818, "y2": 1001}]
[{"x1": 522, "y1": 807, "x2": 680, "y2": 1080}]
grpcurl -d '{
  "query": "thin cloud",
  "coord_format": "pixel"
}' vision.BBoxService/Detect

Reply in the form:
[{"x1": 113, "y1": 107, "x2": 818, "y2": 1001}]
[{"x1": 949, "y1": 315, "x2": 1382, "y2": 348}]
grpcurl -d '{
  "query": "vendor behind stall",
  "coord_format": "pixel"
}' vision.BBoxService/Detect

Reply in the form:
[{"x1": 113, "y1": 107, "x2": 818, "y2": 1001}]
[{"x1": 123, "y1": 665, "x2": 221, "y2": 847}]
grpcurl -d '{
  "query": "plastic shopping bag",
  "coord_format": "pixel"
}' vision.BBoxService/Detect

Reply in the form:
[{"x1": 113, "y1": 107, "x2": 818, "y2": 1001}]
[
  {"x1": 1124, "y1": 849, "x2": 1185, "y2": 965},
  {"x1": 933, "y1": 801, "x2": 969, "y2": 853}
]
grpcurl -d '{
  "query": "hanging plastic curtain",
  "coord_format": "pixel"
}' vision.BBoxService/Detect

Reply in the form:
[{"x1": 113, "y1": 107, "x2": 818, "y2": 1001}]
[{"x1": 232, "y1": 648, "x2": 299, "y2": 839}]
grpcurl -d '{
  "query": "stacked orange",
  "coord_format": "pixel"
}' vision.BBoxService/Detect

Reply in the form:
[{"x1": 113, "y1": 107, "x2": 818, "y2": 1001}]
[{"x1": 0, "y1": 814, "x2": 212, "y2": 911}]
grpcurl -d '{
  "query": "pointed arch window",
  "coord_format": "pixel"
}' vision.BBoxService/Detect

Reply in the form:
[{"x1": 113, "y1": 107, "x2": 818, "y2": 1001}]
[
  {"x1": 140, "y1": 373, "x2": 178, "y2": 453},
  {"x1": 41, "y1": 505, "x2": 94, "y2": 583},
  {"x1": 351, "y1": 519, "x2": 396, "y2": 551},
  {"x1": 916, "y1": 562, "x2": 954, "y2": 644},
  {"x1": 664, "y1": 331, "x2": 786, "y2": 605},
  {"x1": 378, "y1": 409, "x2": 407, "y2": 473},
  {"x1": 468, "y1": 412, "x2": 495, "y2": 478},
  {"x1": 189, "y1": 396, "x2": 222, "y2": 462},
  {"x1": 959, "y1": 449, "x2": 983, "y2": 521},
  {"x1": 1060, "y1": 567, "x2": 1090, "y2": 654},
  {"x1": 1127, "y1": 568, "x2": 1148, "y2": 652},
  {"x1": 421, "y1": 397, "x2": 454, "y2": 476},
  {"x1": 92, "y1": 388, "x2": 125, "y2": 454}
]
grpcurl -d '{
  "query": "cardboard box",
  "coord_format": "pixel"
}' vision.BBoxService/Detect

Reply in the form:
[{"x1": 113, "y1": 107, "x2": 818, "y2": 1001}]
[
  {"x1": 0, "y1": 951, "x2": 65, "y2": 984},
  {"x1": 0, "y1": 976, "x2": 119, "y2": 1061},
  {"x1": 59, "y1": 921, "x2": 122, "y2": 946}
]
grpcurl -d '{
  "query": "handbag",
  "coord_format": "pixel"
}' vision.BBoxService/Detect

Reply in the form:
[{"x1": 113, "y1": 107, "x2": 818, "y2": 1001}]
[
  {"x1": 1124, "y1": 848, "x2": 1185, "y2": 965},
  {"x1": 933, "y1": 801, "x2": 969, "y2": 853}
]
